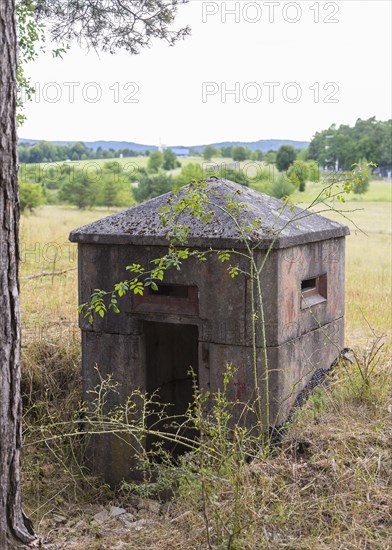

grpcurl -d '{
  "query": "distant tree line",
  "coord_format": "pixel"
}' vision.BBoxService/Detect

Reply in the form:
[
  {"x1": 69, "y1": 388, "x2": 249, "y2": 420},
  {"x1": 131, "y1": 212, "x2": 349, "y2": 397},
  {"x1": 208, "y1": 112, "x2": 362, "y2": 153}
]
[
  {"x1": 19, "y1": 118, "x2": 391, "y2": 211},
  {"x1": 147, "y1": 149, "x2": 181, "y2": 172},
  {"x1": 19, "y1": 156, "x2": 266, "y2": 211},
  {"x1": 20, "y1": 160, "x2": 135, "y2": 210},
  {"x1": 308, "y1": 117, "x2": 391, "y2": 172},
  {"x1": 201, "y1": 144, "x2": 269, "y2": 163},
  {"x1": 18, "y1": 140, "x2": 149, "y2": 163}
]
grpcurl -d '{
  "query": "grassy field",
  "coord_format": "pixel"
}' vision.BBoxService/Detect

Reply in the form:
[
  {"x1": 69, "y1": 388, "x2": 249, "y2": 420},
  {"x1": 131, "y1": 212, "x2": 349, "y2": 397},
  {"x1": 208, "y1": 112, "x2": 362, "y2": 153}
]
[
  {"x1": 291, "y1": 178, "x2": 392, "y2": 204},
  {"x1": 20, "y1": 181, "x2": 392, "y2": 347},
  {"x1": 19, "y1": 182, "x2": 391, "y2": 549}
]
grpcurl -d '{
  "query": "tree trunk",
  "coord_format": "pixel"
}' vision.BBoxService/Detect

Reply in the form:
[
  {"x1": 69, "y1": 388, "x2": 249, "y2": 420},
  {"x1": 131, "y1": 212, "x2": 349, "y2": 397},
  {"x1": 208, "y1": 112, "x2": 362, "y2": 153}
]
[{"x1": 0, "y1": 1, "x2": 35, "y2": 547}]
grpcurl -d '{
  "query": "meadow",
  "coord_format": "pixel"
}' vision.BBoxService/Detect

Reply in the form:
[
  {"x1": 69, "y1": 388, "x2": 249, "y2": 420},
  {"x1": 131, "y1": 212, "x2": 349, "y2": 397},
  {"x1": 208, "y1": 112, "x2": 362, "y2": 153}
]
[
  {"x1": 20, "y1": 180, "x2": 392, "y2": 348},
  {"x1": 19, "y1": 179, "x2": 391, "y2": 549}
]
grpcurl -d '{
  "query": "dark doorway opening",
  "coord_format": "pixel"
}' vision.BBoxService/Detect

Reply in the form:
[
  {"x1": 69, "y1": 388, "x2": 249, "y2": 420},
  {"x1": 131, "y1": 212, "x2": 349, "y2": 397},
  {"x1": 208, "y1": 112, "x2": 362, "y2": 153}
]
[{"x1": 143, "y1": 321, "x2": 199, "y2": 455}]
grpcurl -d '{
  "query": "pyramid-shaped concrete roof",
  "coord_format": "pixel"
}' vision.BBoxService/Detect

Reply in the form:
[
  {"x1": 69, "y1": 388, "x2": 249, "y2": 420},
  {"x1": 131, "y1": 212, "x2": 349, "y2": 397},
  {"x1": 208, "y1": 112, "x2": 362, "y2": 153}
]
[{"x1": 69, "y1": 178, "x2": 349, "y2": 249}]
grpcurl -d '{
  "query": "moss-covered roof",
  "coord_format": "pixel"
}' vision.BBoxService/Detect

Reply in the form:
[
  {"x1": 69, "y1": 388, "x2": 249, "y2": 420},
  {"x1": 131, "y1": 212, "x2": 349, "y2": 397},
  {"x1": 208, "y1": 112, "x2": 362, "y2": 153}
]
[{"x1": 69, "y1": 178, "x2": 349, "y2": 249}]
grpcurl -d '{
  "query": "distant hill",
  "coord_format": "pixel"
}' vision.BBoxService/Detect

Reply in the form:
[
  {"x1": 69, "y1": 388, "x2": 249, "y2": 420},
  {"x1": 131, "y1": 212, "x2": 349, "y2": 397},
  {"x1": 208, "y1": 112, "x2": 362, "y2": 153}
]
[
  {"x1": 19, "y1": 138, "x2": 309, "y2": 153},
  {"x1": 19, "y1": 138, "x2": 157, "y2": 153},
  {"x1": 186, "y1": 139, "x2": 309, "y2": 153}
]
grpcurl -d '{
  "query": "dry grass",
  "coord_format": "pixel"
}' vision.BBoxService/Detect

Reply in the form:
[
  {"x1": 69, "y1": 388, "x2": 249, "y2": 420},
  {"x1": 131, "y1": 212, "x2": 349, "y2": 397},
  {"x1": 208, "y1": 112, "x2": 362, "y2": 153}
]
[
  {"x1": 20, "y1": 206, "x2": 118, "y2": 346},
  {"x1": 19, "y1": 200, "x2": 392, "y2": 549},
  {"x1": 19, "y1": 200, "x2": 392, "y2": 348},
  {"x1": 22, "y1": 357, "x2": 392, "y2": 549}
]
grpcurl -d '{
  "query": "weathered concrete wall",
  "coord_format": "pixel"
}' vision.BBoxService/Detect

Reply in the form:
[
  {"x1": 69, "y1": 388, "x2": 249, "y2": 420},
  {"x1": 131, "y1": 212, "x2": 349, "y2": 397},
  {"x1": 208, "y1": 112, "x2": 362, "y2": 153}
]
[
  {"x1": 81, "y1": 331, "x2": 146, "y2": 485},
  {"x1": 201, "y1": 317, "x2": 344, "y2": 425},
  {"x1": 78, "y1": 236, "x2": 346, "y2": 483},
  {"x1": 241, "y1": 238, "x2": 345, "y2": 348},
  {"x1": 81, "y1": 317, "x2": 344, "y2": 484},
  {"x1": 78, "y1": 238, "x2": 344, "y2": 345},
  {"x1": 275, "y1": 237, "x2": 345, "y2": 343},
  {"x1": 78, "y1": 243, "x2": 263, "y2": 344}
]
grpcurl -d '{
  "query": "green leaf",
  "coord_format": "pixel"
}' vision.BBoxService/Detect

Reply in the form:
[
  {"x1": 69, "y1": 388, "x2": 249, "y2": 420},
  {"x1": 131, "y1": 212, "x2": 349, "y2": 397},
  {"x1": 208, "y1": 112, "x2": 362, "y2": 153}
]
[
  {"x1": 218, "y1": 251, "x2": 230, "y2": 263},
  {"x1": 126, "y1": 263, "x2": 144, "y2": 273},
  {"x1": 115, "y1": 281, "x2": 129, "y2": 297},
  {"x1": 134, "y1": 284, "x2": 144, "y2": 296},
  {"x1": 152, "y1": 269, "x2": 164, "y2": 281},
  {"x1": 229, "y1": 266, "x2": 239, "y2": 278}
]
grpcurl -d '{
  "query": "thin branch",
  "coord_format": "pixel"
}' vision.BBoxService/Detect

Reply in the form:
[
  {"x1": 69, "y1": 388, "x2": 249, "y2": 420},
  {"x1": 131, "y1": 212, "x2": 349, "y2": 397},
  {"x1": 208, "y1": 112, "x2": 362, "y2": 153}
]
[{"x1": 21, "y1": 268, "x2": 76, "y2": 280}]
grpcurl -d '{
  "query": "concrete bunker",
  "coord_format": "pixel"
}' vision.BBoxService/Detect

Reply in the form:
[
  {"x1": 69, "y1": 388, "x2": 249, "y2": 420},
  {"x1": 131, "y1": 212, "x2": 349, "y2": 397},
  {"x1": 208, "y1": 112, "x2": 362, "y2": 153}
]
[{"x1": 69, "y1": 178, "x2": 350, "y2": 484}]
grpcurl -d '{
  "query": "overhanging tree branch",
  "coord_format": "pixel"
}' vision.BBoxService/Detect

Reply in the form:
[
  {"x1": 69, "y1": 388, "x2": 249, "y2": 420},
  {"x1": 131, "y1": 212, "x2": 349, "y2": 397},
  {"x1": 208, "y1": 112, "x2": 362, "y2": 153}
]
[{"x1": 25, "y1": 0, "x2": 191, "y2": 53}]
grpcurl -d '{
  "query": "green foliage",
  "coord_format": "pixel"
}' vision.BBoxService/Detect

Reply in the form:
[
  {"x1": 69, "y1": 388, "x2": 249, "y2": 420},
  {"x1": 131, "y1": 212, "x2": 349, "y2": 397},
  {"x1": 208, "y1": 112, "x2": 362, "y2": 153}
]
[
  {"x1": 297, "y1": 147, "x2": 309, "y2": 161},
  {"x1": 19, "y1": 181, "x2": 45, "y2": 212},
  {"x1": 203, "y1": 145, "x2": 217, "y2": 161},
  {"x1": 268, "y1": 173, "x2": 296, "y2": 199},
  {"x1": 232, "y1": 146, "x2": 249, "y2": 162},
  {"x1": 22, "y1": 331, "x2": 392, "y2": 549},
  {"x1": 250, "y1": 149, "x2": 264, "y2": 161},
  {"x1": 162, "y1": 148, "x2": 179, "y2": 171},
  {"x1": 308, "y1": 387, "x2": 327, "y2": 418},
  {"x1": 16, "y1": 1, "x2": 70, "y2": 126},
  {"x1": 352, "y1": 162, "x2": 370, "y2": 194},
  {"x1": 287, "y1": 159, "x2": 309, "y2": 192},
  {"x1": 18, "y1": 140, "x2": 142, "y2": 163},
  {"x1": 214, "y1": 167, "x2": 249, "y2": 187},
  {"x1": 79, "y1": 246, "x2": 203, "y2": 325},
  {"x1": 176, "y1": 163, "x2": 204, "y2": 186},
  {"x1": 103, "y1": 176, "x2": 124, "y2": 207},
  {"x1": 16, "y1": 0, "x2": 46, "y2": 126},
  {"x1": 174, "y1": 364, "x2": 258, "y2": 548},
  {"x1": 58, "y1": 172, "x2": 100, "y2": 209},
  {"x1": 147, "y1": 151, "x2": 163, "y2": 172},
  {"x1": 276, "y1": 145, "x2": 297, "y2": 172},
  {"x1": 220, "y1": 145, "x2": 233, "y2": 158},
  {"x1": 308, "y1": 118, "x2": 392, "y2": 171},
  {"x1": 21, "y1": 161, "x2": 134, "y2": 208},
  {"x1": 306, "y1": 160, "x2": 320, "y2": 182},
  {"x1": 33, "y1": 0, "x2": 191, "y2": 55},
  {"x1": 133, "y1": 172, "x2": 174, "y2": 202},
  {"x1": 264, "y1": 150, "x2": 277, "y2": 165}
]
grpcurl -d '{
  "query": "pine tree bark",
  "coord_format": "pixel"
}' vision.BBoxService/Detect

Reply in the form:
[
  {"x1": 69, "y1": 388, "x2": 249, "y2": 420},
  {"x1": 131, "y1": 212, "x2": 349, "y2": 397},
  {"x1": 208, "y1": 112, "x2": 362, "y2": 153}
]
[{"x1": 0, "y1": 1, "x2": 35, "y2": 547}]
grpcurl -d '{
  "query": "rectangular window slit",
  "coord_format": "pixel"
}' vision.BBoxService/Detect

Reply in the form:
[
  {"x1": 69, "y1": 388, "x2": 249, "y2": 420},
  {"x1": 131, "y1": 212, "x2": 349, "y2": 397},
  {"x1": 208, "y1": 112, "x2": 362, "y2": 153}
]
[
  {"x1": 301, "y1": 274, "x2": 327, "y2": 309},
  {"x1": 133, "y1": 284, "x2": 199, "y2": 315},
  {"x1": 301, "y1": 278, "x2": 317, "y2": 291},
  {"x1": 148, "y1": 284, "x2": 189, "y2": 298}
]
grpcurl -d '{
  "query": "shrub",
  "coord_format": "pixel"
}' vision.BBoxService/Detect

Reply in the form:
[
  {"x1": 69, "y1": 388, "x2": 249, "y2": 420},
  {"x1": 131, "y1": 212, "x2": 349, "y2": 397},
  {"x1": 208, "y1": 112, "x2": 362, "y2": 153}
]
[
  {"x1": 306, "y1": 160, "x2": 320, "y2": 182},
  {"x1": 268, "y1": 173, "x2": 296, "y2": 199},
  {"x1": 276, "y1": 144, "x2": 296, "y2": 171},
  {"x1": 352, "y1": 163, "x2": 370, "y2": 194},
  {"x1": 147, "y1": 150, "x2": 163, "y2": 172},
  {"x1": 19, "y1": 182, "x2": 45, "y2": 212},
  {"x1": 215, "y1": 167, "x2": 249, "y2": 187},
  {"x1": 176, "y1": 163, "x2": 204, "y2": 186},
  {"x1": 133, "y1": 172, "x2": 175, "y2": 202},
  {"x1": 287, "y1": 159, "x2": 309, "y2": 192}
]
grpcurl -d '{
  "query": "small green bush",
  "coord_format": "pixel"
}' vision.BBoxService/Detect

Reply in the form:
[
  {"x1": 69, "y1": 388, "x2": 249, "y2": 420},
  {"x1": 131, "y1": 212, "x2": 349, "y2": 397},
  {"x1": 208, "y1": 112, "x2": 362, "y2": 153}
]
[
  {"x1": 19, "y1": 182, "x2": 45, "y2": 212},
  {"x1": 268, "y1": 173, "x2": 296, "y2": 199},
  {"x1": 352, "y1": 163, "x2": 370, "y2": 194},
  {"x1": 133, "y1": 172, "x2": 175, "y2": 202},
  {"x1": 287, "y1": 159, "x2": 309, "y2": 192}
]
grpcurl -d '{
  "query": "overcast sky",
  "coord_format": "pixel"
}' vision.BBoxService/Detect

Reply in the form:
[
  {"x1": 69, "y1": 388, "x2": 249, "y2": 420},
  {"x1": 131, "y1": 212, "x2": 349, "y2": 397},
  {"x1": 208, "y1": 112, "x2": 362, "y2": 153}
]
[{"x1": 20, "y1": 0, "x2": 391, "y2": 147}]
